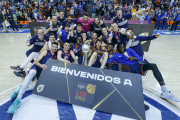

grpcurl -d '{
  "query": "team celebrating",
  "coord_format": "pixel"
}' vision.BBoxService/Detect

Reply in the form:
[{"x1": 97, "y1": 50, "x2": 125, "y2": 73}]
[{"x1": 7, "y1": 6, "x2": 180, "y2": 114}]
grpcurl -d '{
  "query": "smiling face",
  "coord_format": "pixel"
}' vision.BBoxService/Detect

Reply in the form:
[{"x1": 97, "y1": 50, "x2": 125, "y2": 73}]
[{"x1": 63, "y1": 42, "x2": 70, "y2": 51}]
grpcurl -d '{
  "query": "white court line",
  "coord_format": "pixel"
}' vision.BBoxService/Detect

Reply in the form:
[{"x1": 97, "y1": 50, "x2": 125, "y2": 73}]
[
  {"x1": 0, "y1": 84, "x2": 21, "y2": 96},
  {"x1": 144, "y1": 89, "x2": 180, "y2": 117}
]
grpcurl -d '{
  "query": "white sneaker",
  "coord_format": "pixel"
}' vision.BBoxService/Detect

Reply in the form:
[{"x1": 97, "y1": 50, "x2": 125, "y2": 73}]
[{"x1": 160, "y1": 91, "x2": 180, "y2": 102}]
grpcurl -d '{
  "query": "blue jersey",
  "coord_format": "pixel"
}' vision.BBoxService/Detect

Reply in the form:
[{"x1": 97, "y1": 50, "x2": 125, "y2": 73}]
[
  {"x1": 57, "y1": 17, "x2": 66, "y2": 22},
  {"x1": 71, "y1": 30, "x2": 92, "y2": 43},
  {"x1": 106, "y1": 48, "x2": 142, "y2": 65},
  {"x1": 92, "y1": 22, "x2": 107, "y2": 37},
  {"x1": 61, "y1": 18, "x2": 79, "y2": 26},
  {"x1": 59, "y1": 49, "x2": 71, "y2": 60},
  {"x1": 156, "y1": 13, "x2": 162, "y2": 20},
  {"x1": 102, "y1": 31, "x2": 111, "y2": 44},
  {"x1": 113, "y1": 29, "x2": 122, "y2": 43},
  {"x1": 46, "y1": 21, "x2": 63, "y2": 34},
  {"x1": 91, "y1": 41, "x2": 97, "y2": 48},
  {"x1": 30, "y1": 50, "x2": 57, "y2": 80},
  {"x1": 130, "y1": 35, "x2": 157, "y2": 56},
  {"x1": 55, "y1": 29, "x2": 69, "y2": 43},
  {"x1": 92, "y1": 48, "x2": 102, "y2": 68},
  {"x1": 70, "y1": 43, "x2": 82, "y2": 56},
  {"x1": 107, "y1": 51, "x2": 118, "y2": 71},
  {"x1": 30, "y1": 35, "x2": 49, "y2": 52},
  {"x1": 113, "y1": 13, "x2": 132, "y2": 28}
]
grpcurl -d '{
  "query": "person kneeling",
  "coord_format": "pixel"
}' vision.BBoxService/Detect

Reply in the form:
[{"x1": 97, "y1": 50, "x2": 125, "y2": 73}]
[{"x1": 107, "y1": 42, "x2": 180, "y2": 102}]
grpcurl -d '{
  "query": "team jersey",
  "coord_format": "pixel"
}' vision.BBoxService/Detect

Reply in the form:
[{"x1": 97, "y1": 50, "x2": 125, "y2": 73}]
[
  {"x1": 113, "y1": 13, "x2": 132, "y2": 28},
  {"x1": 106, "y1": 51, "x2": 118, "y2": 70},
  {"x1": 61, "y1": 18, "x2": 79, "y2": 26},
  {"x1": 30, "y1": 35, "x2": 49, "y2": 52},
  {"x1": 59, "y1": 49, "x2": 71, "y2": 60},
  {"x1": 102, "y1": 31, "x2": 111, "y2": 44},
  {"x1": 92, "y1": 48, "x2": 103, "y2": 67},
  {"x1": 156, "y1": 13, "x2": 162, "y2": 20},
  {"x1": 46, "y1": 21, "x2": 63, "y2": 35},
  {"x1": 70, "y1": 30, "x2": 92, "y2": 43},
  {"x1": 55, "y1": 29, "x2": 69, "y2": 43},
  {"x1": 30, "y1": 50, "x2": 57, "y2": 81},
  {"x1": 57, "y1": 17, "x2": 66, "y2": 22},
  {"x1": 91, "y1": 41, "x2": 97, "y2": 48},
  {"x1": 113, "y1": 29, "x2": 123, "y2": 43},
  {"x1": 92, "y1": 22, "x2": 107, "y2": 37},
  {"x1": 106, "y1": 48, "x2": 142, "y2": 65},
  {"x1": 70, "y1": 43, "x2": 82, "y2": 56}
]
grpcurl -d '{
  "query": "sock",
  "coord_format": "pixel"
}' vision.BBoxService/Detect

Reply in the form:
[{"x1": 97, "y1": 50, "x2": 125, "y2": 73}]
[
  {"x1": 25, "y1": 68, "x2": 30, "y2": 75},
  {"x1": 26, "y1": 83, "x2": 36, "y2": 91},
  {"x1": 100, "y1": 67, "x2": 104, "y2": 69},
  {"x1": 161, "y1": 85, "x2": 169, "y2": 92},
  {"x1": 17, "y1": 69, "x2": 36, "y2": 100}
]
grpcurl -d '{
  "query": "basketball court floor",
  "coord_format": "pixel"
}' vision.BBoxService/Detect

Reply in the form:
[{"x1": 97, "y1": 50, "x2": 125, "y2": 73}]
[{"x1": 0, "y1": 29, "x2": 180, "y2": 120}]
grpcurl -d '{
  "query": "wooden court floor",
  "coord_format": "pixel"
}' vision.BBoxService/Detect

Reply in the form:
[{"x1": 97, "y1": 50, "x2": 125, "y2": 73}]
[{"x1": 0, "y1": 33, "x2": 180, "y2": 109}]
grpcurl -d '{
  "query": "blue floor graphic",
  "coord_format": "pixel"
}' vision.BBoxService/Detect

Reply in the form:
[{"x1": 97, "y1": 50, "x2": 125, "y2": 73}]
[{"x1": 0, "y1": 91, "x2": 180, "y2": 120}]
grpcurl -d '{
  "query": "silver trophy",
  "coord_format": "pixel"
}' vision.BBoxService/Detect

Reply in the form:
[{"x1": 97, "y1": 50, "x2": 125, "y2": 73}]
[
  {"x1": 68, "y1": 24, "x2": 76, "y2": 39},
  {"x1": 109, "y1": 31, "x2": 113, "y2": 39},
  {"x1": 124, "y1": 52, "x2": 129, "y2": 58},
  {"x1": 75, "y1": 56, "x2": 78, "y2": 62},
  {"x1": 58, "y1": 26, "x2": 63, "y2": 36},
  {"x1": 82, "y1": 44, "x2": 90, "y2": 66}
]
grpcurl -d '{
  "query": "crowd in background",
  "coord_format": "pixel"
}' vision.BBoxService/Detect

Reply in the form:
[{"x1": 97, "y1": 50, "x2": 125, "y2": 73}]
[{"x1": 0, "y1": 0, "x2": 180, "y2": 30}]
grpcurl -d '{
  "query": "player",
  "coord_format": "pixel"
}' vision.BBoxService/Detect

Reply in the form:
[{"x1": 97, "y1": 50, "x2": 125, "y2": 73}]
[
  {"x1": 12, "y1": 33, "x2": 60, "y2": 78},
  {"x1": 10, "y1": 28, "x2": 49, "y2": 71},
  {"x1": 70, "y1": 36, "x2": 83, "y2": 64},
  {"x1": 107, "y1": 42, "x2": 180, "y2": 102},
  {"x1": 57, "y1": 41, "x2": 78, "y2": 65},
  {"x1": 56, "y1": 23, "x2": 70, "y2": 44},
  {"x1": 88, "y1": 40, "x2": 108, "y2": 69},
  {"x1": 7, "y1": 42, "x2": 59, "y2": 113}
]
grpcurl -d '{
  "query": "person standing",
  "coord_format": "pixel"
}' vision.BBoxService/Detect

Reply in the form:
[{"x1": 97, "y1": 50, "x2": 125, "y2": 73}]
[
  {"x1": 6, "y1": 9, "x2": 18, "y2": 31},
  {"x1": 0, "y1": 11, "x2": 8, "y2": 32},
  {"x1": 170, "y1": 11, "x2": 180, "y2": 31}
]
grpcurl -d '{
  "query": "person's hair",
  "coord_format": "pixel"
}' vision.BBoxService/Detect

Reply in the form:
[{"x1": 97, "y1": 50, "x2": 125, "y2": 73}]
[
  {"x1": 112, "y1": 22, "x2": 117, "y2": 25},
  {"x1": 65, "y1": 23, "x2": 70, "y2": 27},
  {"x1": 94, "y1": 17, "x2": 99, "y2": 20},
  {"x1": 37, "y1": 28, "x2": 43, "y2": 32},
  {"x1": 82, "y1": 32, "x2": 87, "y2": 35},
  {"x1": 102, "y1": 27, "x2": 107, "y2": 30},
  {"x1": 52, "y1": 42, "x2": 58, "y2": 46},
  {"x1": 116, "y1": 8, "x2": 122, "y2": 12},
  {"x1": 96, "y1": 40, "x2": 102, "y2": 43},
  {"x1": 66, "y1": 13, "x2": 72, "y2": 17},
  {"x1": 126, "y1": 27, "x2": 133, "y2": 32},
  {"x1": 64, "y1": 41, "x2": 70, "y2": 44},
  {"x1": 52, "y1": 15, "x2": 57, "y2": 18},
  {"x1": 76, "y1": 35, "x2": 83, "y2": 41},
  {"x1": 77, "y1": 23, "x2": 82, "y2": 27},
  {"x1": 92, "y1": 32, "x2": 97, "y2": 35},
  {"x1": 117, "y1": 42, "x2": 126, "y2": 52},
  {"x1": 107, "y1": 43, "x2": 114, "y2": 47},
  {"x1": 49, "y1": 33, "x2": 55, "y2": 37},
  {"x1": 59, "y1": 10, "x2": 64, "y2": 13},
  {"x1": 83, "y1": 12, "x2": 88, "y2": 17}
]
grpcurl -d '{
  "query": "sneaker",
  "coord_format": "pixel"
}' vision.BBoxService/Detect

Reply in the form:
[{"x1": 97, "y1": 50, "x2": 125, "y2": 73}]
[
  {"x1": 7, "y1": 98, "x2": 21, "y2": 113},
  {"x1": 160, "y1": 91, "x2": 180, "y2": 102},
  {"x1": 14, "y1": 71, "x2": 26, "y2": 78},
  {"x1": 10, "y1": 66, "x2": 23, "y2": 71},
  {"x1": 144, "y1": 104, "x2": 150, "y2": 111},
  {"x1": 11, "y1": 85, "x2": 22, "y2": 100}
]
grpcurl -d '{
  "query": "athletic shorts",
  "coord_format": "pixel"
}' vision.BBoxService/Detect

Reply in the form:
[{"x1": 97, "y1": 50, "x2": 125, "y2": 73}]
[
  {"x1": 92, "y1": 56, "x2": 102, "y2": 68},
  {"x1": 30, "y1": 64, "x2": 43, "y2": 81},
  {"x1": 123, "y1": 61, "x2": 148, "y2": 76},
  {"x1": 106, "y1": 64, "x2": 118, "y2": 71}
]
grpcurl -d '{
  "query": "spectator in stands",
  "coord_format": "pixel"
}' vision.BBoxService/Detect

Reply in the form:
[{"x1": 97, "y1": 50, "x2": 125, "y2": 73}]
[
  {"x1": 124, "y1": 3, "x2": 128, "y2": 13},
  {"x1": 0, "y1": 11, "x2": 8, "y2": 32},
  {"x1": 6, "y1": 9, "x2": 18, "y2": 31},
  {"x1": 131, "y1": 7, "x2": 136, "y2": 20},
  {"x1": 170, "y1": 11, "x2": 180, "y2": 31},
  {"x1": 155, "y1": 9, "x2": 162, "y2": 30},
  {"x1": 70, "y1": 7, "x2": 74, "y2": 18},
  {"x1": 105, "y1": 11, "x2": 110, "y2": 20},
  {"x1": 74, "y1": 6, "x2": 79, "y2": 18},
  {"x1": 16, "y1": 9, "x2": 22, "y2": 20},
  {"x1": 101, "y1": 7, "x2": 105, "y2": 20},
  {"x1": 92, "y1": 6, "x2": 96, "y2": 18},
  {"x1": 80, "y1": 8, "x2": 84, "y2": 17}
]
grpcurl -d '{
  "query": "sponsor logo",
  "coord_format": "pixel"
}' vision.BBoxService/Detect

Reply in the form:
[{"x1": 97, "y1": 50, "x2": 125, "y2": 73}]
[{"x1": 37, "y1": 84, "x2": 44, "y2": 93}]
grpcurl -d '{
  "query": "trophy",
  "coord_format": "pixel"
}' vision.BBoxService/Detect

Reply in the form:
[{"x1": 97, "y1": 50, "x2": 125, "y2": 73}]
[
  {"x1": 139, "y1": 32, "x2": 149, "y2": 44},
  {"x1": 58, "y1": 26, "x2": 63, "y2": 36},
  {"x1": 75, "y1": 56, "x2": 78, "y2": 62},
  {"x1": 67, "y1": 24, "x2": 76, "y2": 39},
  {"x1": 124, "y1": 52, "x2": 129, "y2": 58},
  {"x1": 82, "y1": 44, "x2": 90, "y2": 66},
  {"x1": 109, "y1": 31, "x2": 113, "y2": 39}
]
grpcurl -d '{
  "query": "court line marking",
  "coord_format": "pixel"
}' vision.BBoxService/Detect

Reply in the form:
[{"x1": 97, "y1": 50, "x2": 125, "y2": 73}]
[{"x1": 0, "y1": 84, "x2": 21, "y2": 96}]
